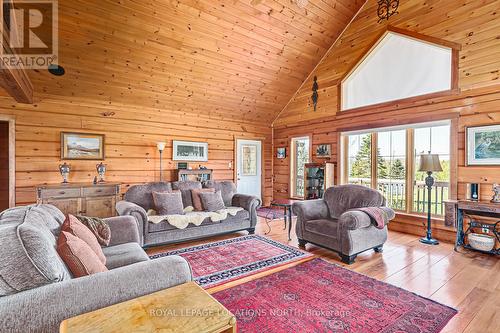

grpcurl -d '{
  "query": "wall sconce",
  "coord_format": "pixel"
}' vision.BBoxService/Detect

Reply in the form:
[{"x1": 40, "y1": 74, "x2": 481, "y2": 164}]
[{"x1": 157, "y1": 142, "x2": 166, "y2": 182}]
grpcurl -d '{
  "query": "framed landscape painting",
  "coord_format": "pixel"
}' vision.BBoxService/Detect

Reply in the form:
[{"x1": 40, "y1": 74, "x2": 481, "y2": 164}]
[
  {"x1": 316, "y1": 144, "x2": 331, "y2": 158},
  {"x1": 276, "y1": 147, "x2": 286, "y2": 159},
  {"x1": 173, "y1": 140, "x2": 208, "y2": 161},
  {"x1": 61, "y1": 132, "x2": 105, "y2": 160},
  {"x1": 467, "y1": 124, "x2": 500, "y2": 165}
]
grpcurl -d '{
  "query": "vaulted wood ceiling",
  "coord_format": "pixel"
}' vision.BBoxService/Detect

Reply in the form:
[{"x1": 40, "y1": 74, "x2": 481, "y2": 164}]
[{"x1": 21, "y1": 0, "x2": 364, "y2": 123}]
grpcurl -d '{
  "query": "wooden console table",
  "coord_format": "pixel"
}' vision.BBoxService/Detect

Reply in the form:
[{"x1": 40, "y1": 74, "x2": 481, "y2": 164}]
[
  {"x1": 37, "y1": 182, "x2": 121, "y2": 218},
  {"x1": 449, "y1": 200, "x2": 500, "y2": 255},
  {"x1": 60, "y1": 282, "x2": 236, "y2": 333}
]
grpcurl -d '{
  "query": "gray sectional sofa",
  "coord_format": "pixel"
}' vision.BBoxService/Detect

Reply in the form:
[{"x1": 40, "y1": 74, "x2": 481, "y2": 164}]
[
  {"x1": 116, "y1": 180, "x2": 261, "y2": 247},
  {"x1": 0, "y1": 204, "x2": 192, "y2": 333},
  {"x1": 293, "y1": 185, "x2": 395, "y2": 264}
]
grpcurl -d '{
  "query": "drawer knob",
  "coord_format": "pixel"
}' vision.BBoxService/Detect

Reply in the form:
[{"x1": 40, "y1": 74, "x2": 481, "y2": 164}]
[{"x1": 59, "y1": 191, "x2": 65, "y2": 195}]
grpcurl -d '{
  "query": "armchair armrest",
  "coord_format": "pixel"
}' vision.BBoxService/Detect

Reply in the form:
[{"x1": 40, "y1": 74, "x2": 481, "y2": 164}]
[
  {"x1": 104, "y1": 215, "x2": 140, "y2": 246},
  {"x1": 0, "y1": 256, "x2": 192, "y2": 333},
  {"x1": 339, "y1": 207, "x2": 395, "y2": 230},
  {"x1": 232, "y1": 194, "x2": 261, "y2": 227},
  {"x1": 116, "y1": 200, "x2": 147, "y2": 245},
  {"x1": 292, "y1": 200, "x2": 329, "y2": 222}
]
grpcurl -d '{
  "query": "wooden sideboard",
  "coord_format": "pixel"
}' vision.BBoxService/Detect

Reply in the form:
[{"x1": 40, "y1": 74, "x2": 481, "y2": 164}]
[{"x1": 36, "y1": 182, "x2": 121, "y2": 217}]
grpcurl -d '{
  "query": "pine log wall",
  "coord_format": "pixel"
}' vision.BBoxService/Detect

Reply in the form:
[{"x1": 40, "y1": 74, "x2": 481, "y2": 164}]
[
  {"x1": 0, "y1": 99, "x2": 273, "y2": 206},
  {"x1": 273, "y1": 0, "x2": 500, "y2": 241}
]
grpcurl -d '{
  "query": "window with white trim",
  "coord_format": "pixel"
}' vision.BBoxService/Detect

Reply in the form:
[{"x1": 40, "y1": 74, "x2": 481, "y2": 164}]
[{"x1": 341, "y1": 32, "x2": 453, "y2": 111}]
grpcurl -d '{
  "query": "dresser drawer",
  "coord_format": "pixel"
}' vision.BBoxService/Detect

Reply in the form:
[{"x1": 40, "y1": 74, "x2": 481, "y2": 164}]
[
  {"x1": 39, "y1": 188, "x2": 81, "y2": 199},
  {"x1": 83, "y1": 186, "x2": 117, "y2": 197}
]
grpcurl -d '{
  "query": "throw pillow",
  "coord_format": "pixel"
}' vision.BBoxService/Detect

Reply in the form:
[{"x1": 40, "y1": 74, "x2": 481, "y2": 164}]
[
  {"x1": 199, "y1": 190, "x2": 225, "y2": 212},
  {"x1": 57, "y1": 231, "x2": 108, "y2": 277},
  {"x1": 61, "y1": 215, "x2": 106, "y2": 265},
  {"x1": 191, "y1": 188, "x2": 215, "y2": 211},
  {"x1": 152, "y1": 191, "x2": 185, "y2": 215},
  {"x1": 75, "y1": 215, "x2": 111, "y2": 246}
]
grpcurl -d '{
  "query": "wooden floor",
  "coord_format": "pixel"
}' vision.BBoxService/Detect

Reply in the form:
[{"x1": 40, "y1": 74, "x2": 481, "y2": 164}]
[{"x1": 147, "y1": 217, "x2": 500, "y2": 333}]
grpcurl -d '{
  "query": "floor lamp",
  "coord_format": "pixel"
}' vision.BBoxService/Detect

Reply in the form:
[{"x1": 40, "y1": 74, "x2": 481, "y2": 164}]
[
  {"x1": 157, "y1": 142, "x2": 166, "y2": 182},
  {"x1": 418, "y1": 152, "x2": 443, "y2": 245}
]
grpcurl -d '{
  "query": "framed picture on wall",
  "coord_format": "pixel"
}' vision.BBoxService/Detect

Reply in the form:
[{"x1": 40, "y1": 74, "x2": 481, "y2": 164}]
[
  {"x1": 316, "y1": 144, "x2": 331, "y2": 158},
  {"x1": 466, "y1": 124, "x2": 500, "y2": 165},
  {"x1": 61, "y1": 132, "x2": 105, "y2": 160},
  {"x1": 276, "y1": 147, "x2": 286, "y2": 159},
  {"x1": 173, "y1": 140, "x2": 208, "y2": 161}
]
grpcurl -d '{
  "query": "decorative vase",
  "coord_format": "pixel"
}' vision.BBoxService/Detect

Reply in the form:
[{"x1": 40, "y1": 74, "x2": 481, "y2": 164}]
[
  {"x1": 59, "y1": 162, "x2": 70, "y2": 183},
  {"x1": 96, "y1": 162, "x2": 106, "y2": 183}
]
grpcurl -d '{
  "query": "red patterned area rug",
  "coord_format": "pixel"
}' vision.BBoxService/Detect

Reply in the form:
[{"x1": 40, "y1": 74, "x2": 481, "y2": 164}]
[
  {"x1": 150, "y1": 235, "x2": 313, "y2": 288},
  {"x1": 213, "y1": 258, "x2": 458, "y2": 333}
]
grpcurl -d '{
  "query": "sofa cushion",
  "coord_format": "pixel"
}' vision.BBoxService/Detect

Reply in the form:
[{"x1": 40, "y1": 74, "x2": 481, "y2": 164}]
[
  {"x1": 172, "y1": 181, "x2": 202, "y2": 208},
  {"x1": 199, "y1": 190, "x2": 225, "y2": 211},
  {"x1": 204, "y1": 180, "x2": 236, "y2": 207},
  {"x1": 0, "y1": 205, "x2": 71, "y2": 296},
  {"x1": 305, "y1": 219, "x2": 339, "y2": 239},
  {"x1": 153, "y1": 191, "x2": 184, "y2": 215},
  {"x1": 124, "y1": 182, "x2": 172, "y2": 211},
  {"x1": 324, "y1": 185, "x2": 386, "y2": 219},
  {"x1": 62, "y1": 215, "x2": 106, "y2": 265},
  {"x1": 102, "y1": 243, "x2": 150, "y2": 269},
  {"x1": 148, "y1": 209, "x2": 250, "y2": 233},
  {"x1": 191, "y1": 188, "x2": 215, "y2": 211},
  {"x1": 57, "y1": 232, "x2": 108, "y2": 278}
]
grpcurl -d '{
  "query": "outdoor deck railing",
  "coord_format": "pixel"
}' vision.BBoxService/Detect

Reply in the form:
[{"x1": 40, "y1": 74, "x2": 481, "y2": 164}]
[{"x1": 348, "y1": 178, "x2": 449, "y2": 215}]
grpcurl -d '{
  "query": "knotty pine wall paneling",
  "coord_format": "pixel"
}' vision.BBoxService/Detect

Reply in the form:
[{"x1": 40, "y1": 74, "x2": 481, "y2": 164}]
[{"x1": 272, "y1": 0, "x2": 500, "y2": 241}]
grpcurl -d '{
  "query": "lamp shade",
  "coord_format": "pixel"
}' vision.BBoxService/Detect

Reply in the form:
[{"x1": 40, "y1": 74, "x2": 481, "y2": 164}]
[
  {"x1": 418, "y1": 153, "x2": 442, "y2": 172},
  {"x1": 156, "y1": 142, "x2": 166, "y2": 152}
]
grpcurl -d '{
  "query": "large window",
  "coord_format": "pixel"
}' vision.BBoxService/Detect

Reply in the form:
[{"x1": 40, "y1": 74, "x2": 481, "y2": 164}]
[
  {"x1": 290, "y1": 136, "x2": 310, "y2": 198},
  {"x1": 342, "y1": 122, "x2": 450, "y2": 216},
  {"x1": 341, "y1": 31, "x2": 454, "y2": 111}
]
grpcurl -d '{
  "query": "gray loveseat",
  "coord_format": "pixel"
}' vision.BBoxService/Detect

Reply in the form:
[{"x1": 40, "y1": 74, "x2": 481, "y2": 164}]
[
  {"x1": 0, "y1": 204, "x2": 192, "y2": 333},
  {"x1": 293, "y1": 185, "x2": 395, "y2": 264},
  {"x1": 116, "y1": 180, "x2": 261, "y2": 247}
]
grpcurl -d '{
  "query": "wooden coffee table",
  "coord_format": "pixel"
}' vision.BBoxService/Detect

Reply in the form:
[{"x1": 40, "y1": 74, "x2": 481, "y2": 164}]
[{"x1": 60, "y1": 281, "x2": 236, "y2": 333}]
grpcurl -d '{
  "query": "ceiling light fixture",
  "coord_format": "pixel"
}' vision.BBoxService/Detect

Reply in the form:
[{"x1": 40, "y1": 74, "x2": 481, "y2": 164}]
[{"x1": 377, "y1": 0, "x2": 399, "y2": 22}]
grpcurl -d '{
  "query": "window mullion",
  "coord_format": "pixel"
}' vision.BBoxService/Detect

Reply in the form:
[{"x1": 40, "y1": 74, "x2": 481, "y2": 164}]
[
  {"x1": 406, "y1": 129, "x2": 415, "y2": 214},
  {"x1": 371, "y1": 133, "x2": 378, "y2": 189}
]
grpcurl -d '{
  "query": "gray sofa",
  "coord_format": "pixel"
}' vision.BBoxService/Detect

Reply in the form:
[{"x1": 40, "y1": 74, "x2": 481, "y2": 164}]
[
  {"x1": 116, "y1": 180, "x2": 261, "y2": 247},
  {"x1": 0, "y1": 204, "x2": 192, "y2": 333},
  {"x1": 293, "y1": 185, "x2": 395, "y2": 264}
]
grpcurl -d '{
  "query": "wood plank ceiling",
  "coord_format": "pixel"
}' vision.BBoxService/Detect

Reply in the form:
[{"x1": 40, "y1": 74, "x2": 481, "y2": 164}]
[{"x1": 20, "y1": 0, "x2": 365, "y2": 124}]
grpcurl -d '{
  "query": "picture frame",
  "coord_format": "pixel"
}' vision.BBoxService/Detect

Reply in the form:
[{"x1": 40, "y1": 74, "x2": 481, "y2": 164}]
[
  {"x1": 316, "y1": 144, "x2": 331, "y2": 158},
  {"x1": 276, "y1": 147, "x2": 286, "y2": 159},
  {"x1": 466, "y1": 124, "x2": 500, "y2": 166},
  {"x1": 173, "y1": 140, "x2": 208, "y2": 161},
  {"x1": 61, "y1": 132, "x2": 105, "y2": 160}
]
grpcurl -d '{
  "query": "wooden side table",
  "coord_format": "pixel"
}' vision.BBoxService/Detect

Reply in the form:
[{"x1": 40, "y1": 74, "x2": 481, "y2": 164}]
[
  {"x1": 60, "y1": 282, "x2": 236, "y2": 333},
  {"x1": 271, "y1": 198, "x2": 301, "y2": 241}
]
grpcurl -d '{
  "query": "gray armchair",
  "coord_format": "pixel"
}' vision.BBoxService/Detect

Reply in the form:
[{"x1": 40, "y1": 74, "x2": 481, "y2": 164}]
[{"x1": 293, "y1": 185, "x2": 395, "y2": 264}]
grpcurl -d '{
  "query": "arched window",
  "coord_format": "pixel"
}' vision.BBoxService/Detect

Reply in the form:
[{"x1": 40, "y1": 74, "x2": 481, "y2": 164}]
[{"x1": 341, "y1": 29, "x2": 458, "y2": 111}]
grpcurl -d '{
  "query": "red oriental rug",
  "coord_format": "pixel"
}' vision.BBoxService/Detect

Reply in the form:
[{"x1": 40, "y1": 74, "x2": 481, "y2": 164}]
[
  {"x1": 150, "y1": 235, "x2": 313, "y2": 288},
  {"x1": 213, "y1": 258, "x2": 457, "y2": 333}
]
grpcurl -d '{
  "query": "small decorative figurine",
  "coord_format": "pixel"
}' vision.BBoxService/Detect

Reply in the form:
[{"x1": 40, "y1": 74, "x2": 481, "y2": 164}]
[
  {"x1": 59, "y1": 162, "x2": 70, "y2": 183},
  {"x1": 93, "y1": 176, "x2": 98, "y2": 184},
  {"x1": 311, "y1": 76, "x2": 319, "y2": 111},
  {"x1": 96, "y1": 162, "x2": 106, "y2": 183},
  {"x1": 491, "y1": 183, "x2": 500, "y2": 203}
]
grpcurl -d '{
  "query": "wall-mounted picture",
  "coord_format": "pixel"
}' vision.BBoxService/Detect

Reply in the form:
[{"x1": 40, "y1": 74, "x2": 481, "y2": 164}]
[
  {"x1": 467, "y1": 124, "x2": 500, "y2": 165},
  {"x1": 173, "y1": 140, "x2": 208, "y2": 161},
  {"x1": 316, "y1": 144, "x2": 331, "y2": 158},
  {"x1": 61, "y1": 132, "x2": 105, "y2": 160},
  {"x1": 276, "y1": 147, "x2": 286, "y2": 159}
]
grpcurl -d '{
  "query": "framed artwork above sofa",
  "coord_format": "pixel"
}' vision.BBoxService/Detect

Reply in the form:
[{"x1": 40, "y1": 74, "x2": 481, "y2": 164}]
[{"x1": 173, "y1": 140, "x2": 208, "y2": 161}]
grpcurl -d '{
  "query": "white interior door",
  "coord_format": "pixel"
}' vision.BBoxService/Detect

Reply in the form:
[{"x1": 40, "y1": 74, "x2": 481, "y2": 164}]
[{"x1": 236, "y1": 139, "x2": 262, "y2": 200}]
